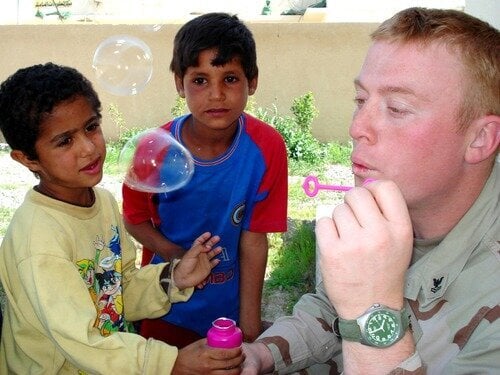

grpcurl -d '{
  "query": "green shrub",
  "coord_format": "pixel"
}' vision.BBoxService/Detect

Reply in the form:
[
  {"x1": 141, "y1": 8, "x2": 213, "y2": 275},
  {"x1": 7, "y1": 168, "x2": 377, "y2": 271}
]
[
  {"x1": 266, "y1": 220, "x2": 316, "y2": 291},
  {"x1": 256, "y1": 92, "x2": 326, "y2": 164},
  {"x1": 171, "y1": 96, "x2": 188, "y2": 118},
  {"x1": 105, "y1": 104, "x2": 143, "y2": 174},
  {"x1": 323, "y1": 141, "x2": 352, "y2": 166},
  {"x1": 291, "y1": 92, "x2": 319, "y2": 131}
]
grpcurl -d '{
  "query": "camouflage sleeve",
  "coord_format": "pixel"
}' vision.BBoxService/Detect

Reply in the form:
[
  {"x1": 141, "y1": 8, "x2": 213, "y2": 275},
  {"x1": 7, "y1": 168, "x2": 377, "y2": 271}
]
[
  {"x1": 256, "y1": 283, "x2": 343, "y2": 373},
  {"x1": 257, "y1": 283, "x2": 426, "y2": 374},
  {"x1": 387, "y1": 352, "x2": 425, "y2": 374}
]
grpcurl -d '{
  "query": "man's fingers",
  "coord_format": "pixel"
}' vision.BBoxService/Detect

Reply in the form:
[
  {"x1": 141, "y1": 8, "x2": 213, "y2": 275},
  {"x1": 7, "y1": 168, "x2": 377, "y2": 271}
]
[
  {"x1": 360, "y1": 180, "x2": 411, "y2": 227},
  {"x1": 315, "y1": 216, "x2": 339, "y2": 244}
]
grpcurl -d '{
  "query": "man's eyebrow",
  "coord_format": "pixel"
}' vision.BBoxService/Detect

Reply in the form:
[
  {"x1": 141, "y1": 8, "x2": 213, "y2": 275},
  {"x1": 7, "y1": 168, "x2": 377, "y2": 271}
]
[{"x1": 354, "y1": 78, "x2": 416, "y2": 96}]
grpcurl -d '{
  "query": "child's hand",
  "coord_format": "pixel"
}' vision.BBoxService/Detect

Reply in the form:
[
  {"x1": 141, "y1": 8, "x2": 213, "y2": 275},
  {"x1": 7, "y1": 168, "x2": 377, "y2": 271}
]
[
  {"x1": 173, "y1": 232, "x2": 222, "y2": 290},
  {"x1": 172, "y1": 338, "x2": 244, "y2": 374}
]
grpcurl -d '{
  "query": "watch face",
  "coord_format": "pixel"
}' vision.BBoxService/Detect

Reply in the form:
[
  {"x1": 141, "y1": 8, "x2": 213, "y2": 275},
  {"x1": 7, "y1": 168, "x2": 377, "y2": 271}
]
[{"x1": 365, "y1": 310, "x2": 401, "y2": 347}]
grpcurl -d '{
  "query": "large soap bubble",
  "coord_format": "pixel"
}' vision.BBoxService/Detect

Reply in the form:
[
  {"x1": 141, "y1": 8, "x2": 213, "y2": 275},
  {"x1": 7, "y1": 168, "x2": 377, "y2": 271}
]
[
  {"x1": 118, "y1": 128, "x2": 194, "y2": 193},
  {"x1": 92, "y1": 35, "x2": 153, "y2": 96}
]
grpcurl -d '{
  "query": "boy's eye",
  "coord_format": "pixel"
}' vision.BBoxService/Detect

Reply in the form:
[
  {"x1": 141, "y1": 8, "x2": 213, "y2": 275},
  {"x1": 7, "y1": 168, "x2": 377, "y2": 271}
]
[
  {"x1": 86, "y1": 122, "x2": 101, "y2": 132},
  {"x1": 225, "y1": 76, "x2": 238, "y2": 83},
  {"x1": 57, "y1": 137, "x2": 72, "y2": 147},
  {"x1": 193, "y1": 77, "x2": 207, "y2": 85}
]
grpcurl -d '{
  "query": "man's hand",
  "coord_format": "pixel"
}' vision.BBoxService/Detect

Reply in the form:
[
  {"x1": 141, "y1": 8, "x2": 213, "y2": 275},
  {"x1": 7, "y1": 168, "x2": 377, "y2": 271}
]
[
  {"x1": 240, "y1": 342, "x2": 275, "y2": 375},
  {"x1": 172, "y1": 338, "x2": 244, "y2": 374},
  {"x1": 316, "y1": 180, "x2": 413, "y2": 319},
  {"x1": 173, "y1": 232, "x2": 222, "y2": 290}
]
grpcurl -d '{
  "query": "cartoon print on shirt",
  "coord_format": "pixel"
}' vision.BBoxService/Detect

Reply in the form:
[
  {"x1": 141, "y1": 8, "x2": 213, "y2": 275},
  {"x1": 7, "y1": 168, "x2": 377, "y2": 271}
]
[
  {"x1": 96, "y1": 269, "x2": 124, "y2": 335},
  {"x1": 99, "y1": 226, "x2": 122, "y2": 272},
  {"x1": 76, "y1": 226, "x2": 128, "y2": 336},
  {"x1": 76, "y1": 258, "x2": 97, "y2": 305}
]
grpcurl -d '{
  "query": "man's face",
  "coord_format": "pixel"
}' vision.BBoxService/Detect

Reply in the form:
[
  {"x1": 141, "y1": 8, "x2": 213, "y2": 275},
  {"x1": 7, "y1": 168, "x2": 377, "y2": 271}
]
[{"x1": 350, "y1": 40, "x2": 473, "y2": 213}]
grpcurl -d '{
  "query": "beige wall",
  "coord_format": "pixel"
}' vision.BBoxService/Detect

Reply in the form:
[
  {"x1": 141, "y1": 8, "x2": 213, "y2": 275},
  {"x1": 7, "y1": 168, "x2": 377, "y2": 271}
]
[{"x1": 0, "y1": 21, "x2": 378, "y2": 143}]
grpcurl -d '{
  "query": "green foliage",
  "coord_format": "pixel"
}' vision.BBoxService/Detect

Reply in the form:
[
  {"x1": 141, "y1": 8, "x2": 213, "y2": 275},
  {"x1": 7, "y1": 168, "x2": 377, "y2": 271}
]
[
  {"x1": 108, "y1": 103, "x2": 126, "y2": 133},
  {"x1": 170, "y1": 96, "x2": 188, "y2": 118},
  {"x1": 256, "y1": 92, "x2": 325, "y2": 164},
  {"x1": 291, "y1": 92, "x2": 319, "y2": 131},
  {"x1": 323, "y1": 141, "x2": 352, "y2": 166},
  {"x1": 245, "y1": 96, "x2": 257, "y2": 115},
  {"x1": 104, "y1": 104, "x2": 143, "y2": 174},
  {"x1": 266, "y1": 221, "x2": 316, "y2": 291},
  {"x1": 35, "y1": 0, "x2": 71, "y2": 20}
]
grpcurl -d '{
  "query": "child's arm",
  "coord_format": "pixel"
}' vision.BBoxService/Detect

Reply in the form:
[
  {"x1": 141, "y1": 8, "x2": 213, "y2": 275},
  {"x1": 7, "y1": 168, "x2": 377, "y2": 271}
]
[
  {"x1": 239, "y1": 230, "x2": 269, "y2": 342},
  {"x1": 122, "y1": 184, "x2": 185, "y2": 262},
  {"x1": 121, "y1": 232, "x2": 220, "y2": 321},
  {"x1": 124, "y1": 220, "x2": 185, "y2": 261}
]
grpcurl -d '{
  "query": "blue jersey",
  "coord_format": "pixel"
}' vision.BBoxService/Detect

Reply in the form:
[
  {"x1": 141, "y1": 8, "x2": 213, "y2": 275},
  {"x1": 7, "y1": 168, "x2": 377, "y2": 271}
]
[{"x1": 126, "y1": 113, "x2": 288, "y2": 336}]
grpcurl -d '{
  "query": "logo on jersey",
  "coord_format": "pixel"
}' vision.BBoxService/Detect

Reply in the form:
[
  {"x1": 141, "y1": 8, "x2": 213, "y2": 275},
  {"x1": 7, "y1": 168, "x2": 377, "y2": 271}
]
[{"x1": 231, "y1": 202, "x2": 245, "y2": 226}]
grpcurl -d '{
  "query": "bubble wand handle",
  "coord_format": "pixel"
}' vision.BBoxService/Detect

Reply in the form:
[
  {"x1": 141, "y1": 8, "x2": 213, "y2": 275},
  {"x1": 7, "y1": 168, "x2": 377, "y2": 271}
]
[{"x1": 302, "y1": 175, "x2": 353, "y2": 197}]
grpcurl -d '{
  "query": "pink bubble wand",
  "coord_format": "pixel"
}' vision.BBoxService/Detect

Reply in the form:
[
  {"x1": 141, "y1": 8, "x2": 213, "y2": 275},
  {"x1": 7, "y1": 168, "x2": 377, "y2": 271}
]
[{"x1": 302, "y1": 175, "x2": 353, "y2": 197}]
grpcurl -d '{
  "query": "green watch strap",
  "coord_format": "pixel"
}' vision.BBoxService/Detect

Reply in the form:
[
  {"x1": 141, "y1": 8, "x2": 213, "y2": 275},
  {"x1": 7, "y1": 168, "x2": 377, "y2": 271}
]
[{"x1": 334, "y1": 304, "x2": 410, "y2": 344}]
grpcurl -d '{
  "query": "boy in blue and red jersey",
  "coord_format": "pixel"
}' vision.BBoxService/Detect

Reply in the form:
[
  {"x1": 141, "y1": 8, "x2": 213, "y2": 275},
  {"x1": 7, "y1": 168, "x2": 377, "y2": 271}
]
[{"x1": 122, "y1": 12, "x2": 288, "y2": 347}]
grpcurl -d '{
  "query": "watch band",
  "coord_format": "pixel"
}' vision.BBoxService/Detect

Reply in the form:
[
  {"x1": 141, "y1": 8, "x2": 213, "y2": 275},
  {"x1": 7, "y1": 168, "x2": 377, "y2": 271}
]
[{"x1": 334, "y1": 304, "x2": 410, "y2": 346}]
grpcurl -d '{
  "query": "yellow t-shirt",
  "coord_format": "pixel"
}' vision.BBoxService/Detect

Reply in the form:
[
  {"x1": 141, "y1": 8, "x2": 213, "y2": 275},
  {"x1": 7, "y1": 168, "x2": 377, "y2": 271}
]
[{"x1": 0, "y1": 187, "x2": 192, "y2": 374}]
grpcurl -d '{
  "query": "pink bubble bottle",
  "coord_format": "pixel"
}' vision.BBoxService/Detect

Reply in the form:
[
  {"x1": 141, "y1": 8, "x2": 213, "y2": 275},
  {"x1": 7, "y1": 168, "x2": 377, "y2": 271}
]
[{"x1": 207, "y1": 317, "x2": 243, "y2": 348}]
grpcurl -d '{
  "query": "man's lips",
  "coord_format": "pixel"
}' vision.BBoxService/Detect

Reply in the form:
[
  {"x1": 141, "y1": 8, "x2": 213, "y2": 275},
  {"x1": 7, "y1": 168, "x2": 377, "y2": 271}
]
[{"x1": 351, "y1": 159, "x2": 374, "y2": 176}]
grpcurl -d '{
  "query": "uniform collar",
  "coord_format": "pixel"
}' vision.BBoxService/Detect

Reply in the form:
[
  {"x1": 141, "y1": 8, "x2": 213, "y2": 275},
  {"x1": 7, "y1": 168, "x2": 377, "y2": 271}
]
[{"x1": 405, "y1": 163, "x2": 499, "y2": 304}]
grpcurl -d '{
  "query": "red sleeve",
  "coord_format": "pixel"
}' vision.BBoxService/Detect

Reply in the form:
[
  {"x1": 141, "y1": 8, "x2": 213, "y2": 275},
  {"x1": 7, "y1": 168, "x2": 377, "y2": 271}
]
[
  {"x1": 122, "y1": 176, "x2": 159, "y2": 266},
  {"x1": 245, "y1": 114, "x2": 288, "y2": 233},
  {"x1": 121, "y1": 184, "x2": 159, "y2": 226}
]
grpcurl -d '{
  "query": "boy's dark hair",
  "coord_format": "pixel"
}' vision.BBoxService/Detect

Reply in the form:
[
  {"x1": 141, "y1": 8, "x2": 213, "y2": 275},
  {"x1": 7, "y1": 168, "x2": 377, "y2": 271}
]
[
  {"x1": 170, "y1": 12, "x2": 258, "y2": 81},
  {"x1": 0, "y1": 62, "x2": 101, "y2": 160}
]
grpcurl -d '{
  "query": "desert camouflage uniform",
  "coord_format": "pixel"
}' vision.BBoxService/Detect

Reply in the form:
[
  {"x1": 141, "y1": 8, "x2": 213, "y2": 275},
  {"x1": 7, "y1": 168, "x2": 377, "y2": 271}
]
[{"x1": 257, "y1": 163, "x2": 500, "y2": 374}]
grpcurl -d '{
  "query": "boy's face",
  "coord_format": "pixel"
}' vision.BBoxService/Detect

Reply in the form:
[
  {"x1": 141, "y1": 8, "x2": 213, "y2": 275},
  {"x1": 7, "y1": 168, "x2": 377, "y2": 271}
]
[
  {"x1": 16, "y1": 95, "x2": 106, "y2": 205},
  {"x1": 175, "y1": 49, "x2": 257, "y2": 133},
  {"x1": 350, "y1": 40, "x2": 477, "y2": 213}
]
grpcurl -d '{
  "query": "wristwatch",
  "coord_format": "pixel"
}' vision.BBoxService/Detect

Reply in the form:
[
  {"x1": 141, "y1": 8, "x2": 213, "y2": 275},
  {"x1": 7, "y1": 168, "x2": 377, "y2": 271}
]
[{"x1": 333, "y1": 303, "x2": 410, "y2": 348}]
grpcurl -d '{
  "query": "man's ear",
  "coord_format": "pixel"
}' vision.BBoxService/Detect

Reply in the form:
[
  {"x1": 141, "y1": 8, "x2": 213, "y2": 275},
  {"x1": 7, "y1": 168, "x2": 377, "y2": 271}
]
[
  {"x1": 465, "y1": 115, "x2": 500, "y2": 164},
  {"x1": 248, "y1": 76, "x2": 258, "y2": 96},
  {"x1": 10, "y1": 149, "x2": 40, "y2": 173},
  {"x1": 174, "y1": 75, "x2": 185, "y2": 98}
]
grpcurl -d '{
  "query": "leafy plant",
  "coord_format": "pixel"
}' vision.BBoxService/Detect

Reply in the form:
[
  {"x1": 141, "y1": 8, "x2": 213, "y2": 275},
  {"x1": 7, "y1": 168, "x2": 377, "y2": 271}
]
[
  {"x1": 266, "y1": 220, "x2": 316, "y2": 292},
  {"x1": 104, "y1": 104, "x2": 142, "y2": 174},
  {"x1": 256, "y1": 92, "x2": 325, "y2": 164},
  {"x1": 324, "y1": 141, "x2": 352, "y2": 166},
  {"x1": 170, "y1": 96, "x2": 188, "y2": 118},
  {"x1": 291, "y1": 92, "x2": 319, "y2": 131}
]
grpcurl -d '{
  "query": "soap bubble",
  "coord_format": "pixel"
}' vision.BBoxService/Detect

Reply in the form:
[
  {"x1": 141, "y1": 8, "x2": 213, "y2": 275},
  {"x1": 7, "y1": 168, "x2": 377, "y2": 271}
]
[
  {"x1": 92, "y1": 35, "x2": 153, "y2": 96},
  {"x1": 118, "y1": 128, "x2": 194, "y2": 193}
]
